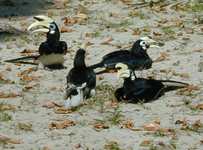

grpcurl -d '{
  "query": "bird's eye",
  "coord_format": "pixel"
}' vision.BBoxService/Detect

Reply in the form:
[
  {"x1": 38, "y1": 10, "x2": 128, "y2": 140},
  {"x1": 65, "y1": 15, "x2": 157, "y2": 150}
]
[
  {"x1": 140, "y1": 41, "x2": 146, "y2": 46},
  {"x1": 49, "y1": 24, "x2": 56, "y2": 30}
]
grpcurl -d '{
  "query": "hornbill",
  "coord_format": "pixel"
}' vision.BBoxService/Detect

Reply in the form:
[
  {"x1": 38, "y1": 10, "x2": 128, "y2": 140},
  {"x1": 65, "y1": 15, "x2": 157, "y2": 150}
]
[
  {"x1": 89, "y1": 37, "x2": 159, "y2": 75},
  {"x1": 114, "y1": 63, "x2": 189, "y2": 103},
  {"x1": 5, "y1": 15, "x2": 67, "y2": 69},
  {"x1": 64, "y1": 45, "x2": 96, "y2": 108}
]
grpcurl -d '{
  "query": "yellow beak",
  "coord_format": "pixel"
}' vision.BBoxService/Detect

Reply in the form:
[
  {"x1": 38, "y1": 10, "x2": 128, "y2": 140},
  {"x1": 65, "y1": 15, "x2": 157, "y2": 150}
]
[{"x1": 27, "y1": 15, "x2": 54, "y2": 33}]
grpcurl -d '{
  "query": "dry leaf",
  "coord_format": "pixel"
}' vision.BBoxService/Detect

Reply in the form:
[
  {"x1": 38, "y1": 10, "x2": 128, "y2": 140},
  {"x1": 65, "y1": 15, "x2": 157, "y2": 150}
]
[
  {"x1": 54, "y1": 107, "x2": 72, "y2": 114},
  {"x1": 0, "y1": 73, "x2": 13, "y2": 84},
  {"x1": 0, "y1": 104, "x2": 16, "y2": 111},
  {"x1": 143, "y1": 122, "x2": 160, "y2": 131},
  {"x1": 101, "y1": 37, "x2": 113, "y2": 45},
  {"x1": 120, "y1": 120, "x2": 134, "y2": 129},
  {"x1": 60, "y1": 26, "x2": 74, "y2": 33},
  {"x1": 49, "y1": 119, "x2": 75, "y2": 130},
  {"x1": 153, "y1": 31, "x2": 162, "y2": 36},
  {"x1": 140, "y1": 140, "x2": 152, "y2": 147},
  {"x1": 93, "y1": 122, "x2": 109, "y2": 131},
  {"x1": 177, "y1": 84, "x2": 199, "y2": 95},
  {"x1": 154, "y1": 52, "x2": 170, "y2": 62},
  {"x1": 0, "y1": 134, "x2": 23, "y2": 144},
  {"x1": 42, "y1": 101, "x2": 62, "y2": 109},
  {"x1": 0, "y1": 92, "x2": 21, "y2": 98},
  {"x1": 17, "y1": 122, "x2": 33, "y2": 131},
  {"x1": 195, "y1": 104, "x2": 203, "y2": 110},
  {"x1": 63, "y1": 17, "x2": 78, "y2": 26},
  {"x1": 20, "y1": 49, "x2": 36, "y2": 56},
  {"x1": 193, "y1": 48, "x2": 203, "y2": 52}
]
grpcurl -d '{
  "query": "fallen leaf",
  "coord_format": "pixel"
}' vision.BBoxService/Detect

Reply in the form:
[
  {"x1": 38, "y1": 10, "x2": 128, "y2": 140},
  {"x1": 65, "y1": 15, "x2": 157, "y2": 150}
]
[
  {"x1": 195, "y1": 104, "x2": 203, "y2": 110},
  {"x1": 48, "y1": 119, "x2": 75, "y2": 130},
  {"x1": 177, "y1": 84, "x2": 199, "y2": 95},
  {"x1": 60, "y1": 26, "x2": 74, "y2": 33},
  {"x1": 143, "y1": 122, "x2": 160, "y2": 131},
  {"x1": 93, "y1": 122, "x2": 109, "y2": 131},
  {"x1": 20, "y1": 49, "x2": 36, "y2": 56},
  {"x1": 154, "y1": 52, "x2": 170, "y2": 62},
  {"x1": 0, "y1": 92, "x2": 21, "y2": 98},
  {"x1": 17, "y1": 122, "x2": 33, "y2": 131},
  {"x1": 140, "y1": 140, "x2": 152, "y2": 147},
  {"x1": 42, "y1": 146, "x2": 51, "y2": 150},
  {"x1": 0, "y1": 73, "x2": 13, "y2": 84},
  {"x1": 0, "y1": 134, "x2": 23, "y2": 144},
  {"x1": 63, "y1": 17, "x2": 77, "y2": 26},
  {"x1": 42, "y1": 101, "x2": 62, "y2": 109},
  {"x1": 120, "y1": 120, "x2": 134, "y2": 129},
  {"x1": 193, "y1": 48, "x2": 203, "y2": 52},
  {"x1": 0, "y1": 104, "x2": 16, "y2": 111},
  {"x1": 101, "y1": 37, "x2": 113, "y2": 45},
  {"x1": 54, "y1": 107, "x2": 72, "y2": 114}
]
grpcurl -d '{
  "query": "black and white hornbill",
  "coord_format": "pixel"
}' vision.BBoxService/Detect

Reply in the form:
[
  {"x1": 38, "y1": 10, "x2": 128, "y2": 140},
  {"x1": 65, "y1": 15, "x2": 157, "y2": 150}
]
[
  {"x1": 89, "y1": 37, "x2": 158, "y2": 75},
  {"x1": 5, "y1": 15, "x2": 67, "y2": 69},
  {"x1": 64, "y1": 45, "x2": 96, "y2": 108},
  {"x1": 114, "y1": 63, "x2": 189, "y2": 103}
]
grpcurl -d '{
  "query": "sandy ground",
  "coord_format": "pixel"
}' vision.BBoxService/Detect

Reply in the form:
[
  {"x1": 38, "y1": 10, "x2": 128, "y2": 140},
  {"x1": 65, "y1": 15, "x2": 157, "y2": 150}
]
[{"x1": 0, "y1": 0, "x2": 203, "y2": 150}]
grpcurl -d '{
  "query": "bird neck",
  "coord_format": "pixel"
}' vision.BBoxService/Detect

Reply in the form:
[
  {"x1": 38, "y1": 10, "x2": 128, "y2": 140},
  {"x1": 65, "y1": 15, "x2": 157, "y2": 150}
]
[
  {"x1": 46, "y1": 31, "x2": 60, "y2": 46},
  {"x1": 74, "y1": 52, "x2": 86, "y2": 68}
]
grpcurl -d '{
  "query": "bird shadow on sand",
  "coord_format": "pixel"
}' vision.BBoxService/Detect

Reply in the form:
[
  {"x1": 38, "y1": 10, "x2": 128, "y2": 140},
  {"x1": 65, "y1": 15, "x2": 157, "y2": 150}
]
[{"x1": 0, "y1": 0, "x2": 54, "y2": 18}]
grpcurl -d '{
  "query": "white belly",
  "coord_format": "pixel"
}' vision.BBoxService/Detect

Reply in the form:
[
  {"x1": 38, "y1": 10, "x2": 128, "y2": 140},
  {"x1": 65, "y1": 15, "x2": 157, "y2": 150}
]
[{"x1": 39, "y1": 54, "x2": 64, "y2": 66}]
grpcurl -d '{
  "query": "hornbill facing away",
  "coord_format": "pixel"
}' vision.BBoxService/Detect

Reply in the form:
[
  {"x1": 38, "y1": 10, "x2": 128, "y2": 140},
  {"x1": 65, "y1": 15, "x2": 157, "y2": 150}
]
[
  {"x1": 64, "y1": 45, "x2": 96, "y2": 108},
  {"x1": 89, "y1": 37, "x2": 159, "y2": 75},
  {"x1": 5, "y1": 15, "x2": 67, "y2": 69},
  {"x1": 114, "y1": 63, "x2": 189, "y2": 103}
]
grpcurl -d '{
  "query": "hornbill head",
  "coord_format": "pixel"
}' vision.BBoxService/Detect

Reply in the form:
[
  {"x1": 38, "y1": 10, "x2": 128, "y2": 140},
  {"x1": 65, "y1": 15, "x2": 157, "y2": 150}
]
[
  {"x1": 132, "y1": 36, "x2": 159, "y2": 52},
  {"x1": 115, "y1": 63, "x2": 131, "y2": 79},
  {"x1": 27, "y1": 15, "x2": 60, "y2": 42}
]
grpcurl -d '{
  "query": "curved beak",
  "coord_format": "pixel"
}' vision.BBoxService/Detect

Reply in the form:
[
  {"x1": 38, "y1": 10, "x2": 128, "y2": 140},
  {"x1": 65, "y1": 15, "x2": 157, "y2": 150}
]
[
  {"x1": 117, "y1": 69, "x2": 130, "y2": 79},
  {"x1": 115, "y1": 63, "x2": 130, "y2": 79},
  {"x1": 27, "y1": 15, "x2": 53, "y2": 33}
]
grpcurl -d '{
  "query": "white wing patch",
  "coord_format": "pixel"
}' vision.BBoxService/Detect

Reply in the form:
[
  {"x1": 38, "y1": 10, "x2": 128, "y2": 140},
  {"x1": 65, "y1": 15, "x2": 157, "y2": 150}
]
[
  {"x1": 39, "y1": 54, "x2": 64, "y2": 65},
  {"x1": 64, "y1": 83, "x2": 87, "y2": 109}
]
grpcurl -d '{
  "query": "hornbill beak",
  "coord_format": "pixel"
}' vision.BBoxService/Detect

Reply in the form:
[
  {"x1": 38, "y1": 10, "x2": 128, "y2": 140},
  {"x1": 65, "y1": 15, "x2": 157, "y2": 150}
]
[
  {"x1": 115, "y1": 63, "x2": 130, "y2": 79},
  {"x1": 140, "y1": 36, "x2": 160, "y2": 48},
  {"x1": 27, "y1": 15, "x2": 54, "y2": 33}
]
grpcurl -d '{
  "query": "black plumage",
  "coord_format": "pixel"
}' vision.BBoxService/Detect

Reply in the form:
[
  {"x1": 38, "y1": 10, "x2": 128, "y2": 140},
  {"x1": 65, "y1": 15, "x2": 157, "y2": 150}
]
[
  {"x1": 64, "y1": 48, "x2": 96, "y2": 108},
  {"x1": 115, "y1": 64, "x2": 189, "y2": 103},
  {"x1": 89, "y1": 38, "x2": 154, "y2": 74},
  {"x1": 4, "y1": 16, "x2": 67, "y2": 69}
]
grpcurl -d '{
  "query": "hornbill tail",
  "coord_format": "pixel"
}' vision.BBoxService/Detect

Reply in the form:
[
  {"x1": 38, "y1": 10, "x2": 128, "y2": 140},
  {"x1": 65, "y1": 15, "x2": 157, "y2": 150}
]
[
  {"x1": 4, "y1": 55, "x2": 39, "y2": 65},
  {"x1": 161, "y1": 80, "x2": 189, "y2": 92}
]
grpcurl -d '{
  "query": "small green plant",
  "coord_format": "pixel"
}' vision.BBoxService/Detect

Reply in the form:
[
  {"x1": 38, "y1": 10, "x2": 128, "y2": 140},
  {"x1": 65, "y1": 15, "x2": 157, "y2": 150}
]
[
  {"x1": 0, "y1": 112, "x2": 12, "y2": 121},
  {"x1": 107, "y1": 107, "x2": 123, "y2": 125},
  {"x1": 161, "y1": 26, "x2": 175, "y2": 35},
  {"x1": 104, "y1": 141, "x2": 121, "y2": 150},
  {"x1": 189, "y1": 3, "x2": 203, "y2": 12}
]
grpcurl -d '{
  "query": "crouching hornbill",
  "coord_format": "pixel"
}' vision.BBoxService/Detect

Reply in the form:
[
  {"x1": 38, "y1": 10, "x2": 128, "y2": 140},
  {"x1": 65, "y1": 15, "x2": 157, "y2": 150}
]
[
  {"x1": 5, "y1": 15, "x2": 67, "y2": 69},
  {"x1": 114, "y1": 63, "x2": 189, "y2": 103},
  {"x1": 89, "y1": 37, "x2": 159, "y2": 76},
  {"x1": 64, "y1": 44, "x2": 96, "y2": 108}
]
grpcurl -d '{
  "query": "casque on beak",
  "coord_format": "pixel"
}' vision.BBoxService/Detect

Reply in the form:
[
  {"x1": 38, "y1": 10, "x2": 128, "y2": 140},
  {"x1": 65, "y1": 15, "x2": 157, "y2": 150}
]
[
  {"x1": 115, "y1": 63, "x2": 130, "y2": 79},
  {"x1": 140, "y1": 37, "x2": 160, "y2": 48},
  {"x1": 27, "y1": 15, "x2": 54, "y2": 33}
]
